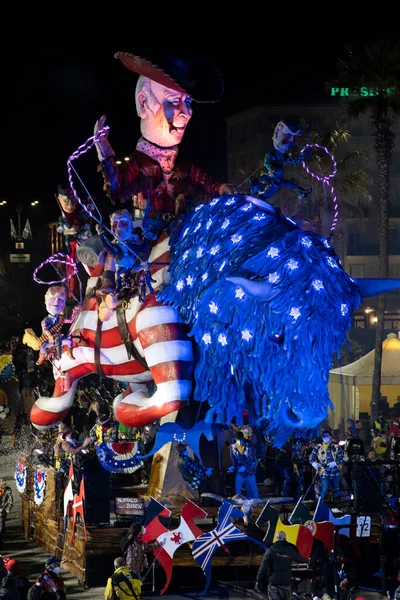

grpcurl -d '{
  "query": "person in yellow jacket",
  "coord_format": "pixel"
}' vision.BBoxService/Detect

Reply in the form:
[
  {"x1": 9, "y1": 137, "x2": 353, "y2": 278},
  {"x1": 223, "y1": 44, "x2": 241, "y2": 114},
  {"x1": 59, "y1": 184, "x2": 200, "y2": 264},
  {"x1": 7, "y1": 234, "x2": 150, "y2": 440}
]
[{"x1": 104, "y1": 557, "x2": 141, "y2": 600}]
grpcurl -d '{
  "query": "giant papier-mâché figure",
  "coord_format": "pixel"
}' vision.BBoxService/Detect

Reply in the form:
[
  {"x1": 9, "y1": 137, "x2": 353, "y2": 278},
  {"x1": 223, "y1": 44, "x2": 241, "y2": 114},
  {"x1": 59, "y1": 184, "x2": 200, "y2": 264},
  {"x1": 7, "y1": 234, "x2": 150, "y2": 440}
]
[
  {"x1": 29, "y1": 191, "x2": 400, "y2": 446},
  {"x1": 93, "y1": 48, "x2": 234, "y2": 235},
  {"x1": 250, "y1": 120, "x2": 311, "y2": 201},
  {"x1": 23, "y1": 286, "x2": 79, "y2": 366}
]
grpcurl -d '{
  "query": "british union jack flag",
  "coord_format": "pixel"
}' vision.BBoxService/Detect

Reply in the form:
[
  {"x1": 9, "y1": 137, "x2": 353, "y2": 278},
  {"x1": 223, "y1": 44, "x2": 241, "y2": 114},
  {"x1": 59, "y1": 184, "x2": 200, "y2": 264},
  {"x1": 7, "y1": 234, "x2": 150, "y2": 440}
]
[{"x1": 191, "y1": 500, "x2": 265, "y2": 596}]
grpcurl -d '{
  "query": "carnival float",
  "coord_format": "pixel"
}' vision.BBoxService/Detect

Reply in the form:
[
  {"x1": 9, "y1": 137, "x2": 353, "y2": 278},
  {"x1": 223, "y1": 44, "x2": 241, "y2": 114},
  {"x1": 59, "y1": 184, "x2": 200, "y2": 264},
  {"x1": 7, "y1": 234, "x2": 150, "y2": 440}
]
[{"x1": 16, "y1": 48, "x2": 398, "y2": 591}]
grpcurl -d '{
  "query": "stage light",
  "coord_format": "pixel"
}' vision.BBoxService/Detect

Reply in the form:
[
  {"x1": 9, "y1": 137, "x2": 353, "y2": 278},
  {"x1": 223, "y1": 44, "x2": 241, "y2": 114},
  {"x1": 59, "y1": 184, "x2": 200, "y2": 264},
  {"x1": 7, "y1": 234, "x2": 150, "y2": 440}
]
[
  {"x1": 116, "y1": 160, "x2": 122, "y2": 165},
  {"x1": 124, "y1": 157, "x2": 130, "y2": 161}
]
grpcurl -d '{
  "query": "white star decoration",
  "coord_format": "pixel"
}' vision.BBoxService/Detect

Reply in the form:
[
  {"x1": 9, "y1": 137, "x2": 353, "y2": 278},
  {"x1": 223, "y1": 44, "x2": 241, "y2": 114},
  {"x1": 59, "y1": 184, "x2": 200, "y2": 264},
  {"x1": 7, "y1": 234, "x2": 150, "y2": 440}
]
[
  {"x1": 183, "y1": 250, "x2": 190, "y2": 260},
  {"x1": 196, "y1": 248, "x2": 204, "y2": 258},
  {"x1": 225, "y1": 198, "x2": 236, "y2": 206},
  {"x1": 176, "y1": 280, "x2": 184, "y2": 291},
  {"x1": 327, "y1": 257, "x2": 338, "y2": 269},
  {"x1": 253, "y1": 213, "x2": 266, "y2": 221},
  {"x1": 268, "y1": 272, "x2": 280, "y2": 283},
  {"x1": 235, "y1": 287, "x2": 245, "y2": 299},
  {"x1": 287, "y1": 259, "x2": 299, "y2": 271},
  {"x1": 289, "y1": 307, "x2": 301, "y2": 321},
  {"x1": 194, "y1": 223, "x2": 202, "y2": 233},
  {"x1": 301, "y1": 237, "x2": 312, "y2": 248},
  {"x1": 209, "y1": 301, "x2": 218, "y2": 314},
  {"x1": 231, "y1": 234, "x2": 242, "y2": 244},
  {"x1": 267, "y1": 247, "x2": 279, "y2": 258},
  {"x1": 312, "y1": 279, "x2": 324, "y2": 291},
  {"x1": 210, "y1": 245, "x2": 220, "y2": 255},
  {"x1": 210, "y1": 198, "x2": 219, "y2": 206},
  {"x1": 341, "y1": 304, "x2": 349, "y2": 316},
  {"x1": 218, "y1": 334, "x2": 228, "y2": 346},
  {"x1": 201, "y1": 273, "x2": 208, "y2": 281},
  {"x1": 221, "y1": 219, "x2": 230, "y2": 230},
  {"x1": 206, "y1": 219, "x2": 213, "y2": 230},
  {"x1": 202, "y1": 333, "x2": 212, "y2": 345},
  {"x1": 242, "y1": 204, "x2": 253, "y2": 212},
  {"x1": 241, "y1": 329, "x2": 252, "y2": 341},
  {"x1": 323, "y1": 239, "x2": 331, "y2": 248},
  {"x1": 186, "y1": 275, "x2": 194, "y2": 286}
]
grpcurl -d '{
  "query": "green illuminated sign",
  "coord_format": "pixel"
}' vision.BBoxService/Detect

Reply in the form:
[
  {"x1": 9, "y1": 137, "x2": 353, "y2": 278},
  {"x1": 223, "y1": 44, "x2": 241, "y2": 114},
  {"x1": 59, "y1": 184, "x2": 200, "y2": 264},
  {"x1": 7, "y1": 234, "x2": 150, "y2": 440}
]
[{"x1": 330, "y1": 87, "x2": 395, "y2": 97}]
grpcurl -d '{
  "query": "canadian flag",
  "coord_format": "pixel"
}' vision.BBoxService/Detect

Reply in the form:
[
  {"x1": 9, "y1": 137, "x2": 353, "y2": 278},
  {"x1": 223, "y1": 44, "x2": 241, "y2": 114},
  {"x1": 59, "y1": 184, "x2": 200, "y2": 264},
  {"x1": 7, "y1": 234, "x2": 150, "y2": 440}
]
[{"x1": 154, "y1": 499, "x2": 207, "y2": 595}]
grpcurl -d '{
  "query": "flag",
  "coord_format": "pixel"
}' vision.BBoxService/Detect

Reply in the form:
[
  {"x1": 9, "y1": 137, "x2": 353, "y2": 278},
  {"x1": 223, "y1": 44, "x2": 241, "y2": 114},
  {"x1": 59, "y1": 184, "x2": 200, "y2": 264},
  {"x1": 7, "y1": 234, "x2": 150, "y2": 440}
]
[
  {"x1": 303, "y1": 520, "x2": 334, "y2": 552},
  {"x1": 256, "y1": 502, "x2": 313, "y2": 558},
  {"x1": 154, "y1": 499, "x2": 208, "y2": 595},
  {"x1": 10, "y1": 219, "x2": 17, "y2": 240},
  {"x1": 192, "y1": 499, "x2": 266, "y2": 597},
  {"x1": 314, "y1": 498, "x2": 351, "y2": 537},
  {"x1": 289, "y1": 496, "x2": 312, "y2": 524},
  {"x1": 70, "y1": 475, "x2": 86, "y2": 543},
  {"x1": 142, "y1": 497, "x2": 172, "y2": 543},
  {"x1": 22, "y1": 218, "x2": 32, "y2": 239},
  {"x1": 63, "y1": 461, "x2": 74, "y2": 530}
]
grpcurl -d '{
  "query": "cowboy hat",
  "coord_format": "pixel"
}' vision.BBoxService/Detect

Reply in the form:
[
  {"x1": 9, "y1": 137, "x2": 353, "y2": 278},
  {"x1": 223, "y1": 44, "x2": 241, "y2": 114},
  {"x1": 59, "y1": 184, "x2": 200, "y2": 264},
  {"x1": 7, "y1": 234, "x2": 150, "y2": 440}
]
[{"x1": 114, "y1": 48, "x2": 224, "y2": 103}]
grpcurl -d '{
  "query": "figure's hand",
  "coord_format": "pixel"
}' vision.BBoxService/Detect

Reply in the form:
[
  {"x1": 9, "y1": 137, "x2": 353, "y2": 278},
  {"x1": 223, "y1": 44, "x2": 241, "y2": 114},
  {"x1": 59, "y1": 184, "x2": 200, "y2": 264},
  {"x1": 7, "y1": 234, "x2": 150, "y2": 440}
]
[
  {"x1": 227, "y1": 466, "x2": 234, "y2": 473},
  {"x1": 205, "y1": 467, "x2": 213, "y2": 477},
  {"x1": 312, "y1": 462, "x2": 321, "y2": 471},
  {"x1": 328, "y1": 461, "x2": 337, "y2": 468},
  {"x1": 96, "y1": 223, "x2": 105, "y2": 235},
  {"x1": 94, "y1": 115, "x2": 115, "y2": 162},
  {"x1": 254, "y1": 582, "x2": 261, "y2": 593},
  {"x1": 219, "y1": 183, "x2": 236, "y2": 195}
]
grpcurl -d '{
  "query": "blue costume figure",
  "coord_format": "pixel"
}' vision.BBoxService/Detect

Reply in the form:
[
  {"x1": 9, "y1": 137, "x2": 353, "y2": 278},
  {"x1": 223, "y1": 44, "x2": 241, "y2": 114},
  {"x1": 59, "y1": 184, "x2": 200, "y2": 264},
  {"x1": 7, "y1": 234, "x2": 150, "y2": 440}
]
[
  {"x1": 309, "y1": 430, "x2": 344, "y2": 501},
  {"x1": 291, "y1": 436, "x2": 311, "y2": 499},
  {"x1": 228, "y1": 431, "x2": 259, "y2": 498},
  {"x1": 250, "y1": 120, "x2": 312, "y2": 201},
  {"x1": 176, "y1": 443, "x2": 213, "y2": 495}
]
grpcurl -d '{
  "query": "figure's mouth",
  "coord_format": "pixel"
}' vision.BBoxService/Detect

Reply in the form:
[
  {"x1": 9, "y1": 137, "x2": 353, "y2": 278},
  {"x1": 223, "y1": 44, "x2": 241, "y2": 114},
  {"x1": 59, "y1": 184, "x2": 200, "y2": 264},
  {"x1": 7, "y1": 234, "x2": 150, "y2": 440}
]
[{"x1": 170, "y1": 124, "x2": 186, "y2": 133}]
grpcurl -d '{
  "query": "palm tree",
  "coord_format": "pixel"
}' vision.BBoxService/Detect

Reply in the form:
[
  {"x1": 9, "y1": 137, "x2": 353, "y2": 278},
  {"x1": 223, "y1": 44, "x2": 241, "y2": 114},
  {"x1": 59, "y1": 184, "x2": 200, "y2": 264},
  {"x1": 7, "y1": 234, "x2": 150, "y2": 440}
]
[{"x1": 328, "y1": 41, "x2": 400, "y2": 421}]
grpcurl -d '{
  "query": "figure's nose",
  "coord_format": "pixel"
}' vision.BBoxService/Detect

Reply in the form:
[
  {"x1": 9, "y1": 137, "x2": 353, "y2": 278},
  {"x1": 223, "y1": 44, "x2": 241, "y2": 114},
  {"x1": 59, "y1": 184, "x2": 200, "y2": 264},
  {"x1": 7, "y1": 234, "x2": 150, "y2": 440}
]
[{"x1": 178, "y1": 100, "x2": 191, "y2": 118}]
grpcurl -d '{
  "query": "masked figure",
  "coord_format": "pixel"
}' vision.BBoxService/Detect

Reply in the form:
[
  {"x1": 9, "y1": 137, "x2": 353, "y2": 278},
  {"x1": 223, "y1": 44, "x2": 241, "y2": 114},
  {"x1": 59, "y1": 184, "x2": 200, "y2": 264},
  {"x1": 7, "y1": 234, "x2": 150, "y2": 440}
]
[
  {"x1": 228, "y1": 431, "x2": 259, "y2": 498},
  {"x1": 251, "y1": 120, "x2": 311, "y2": 201},
  {"x1": 23, "y1": 286, "x2": 79, "y2": 365},
  {"x1": 94, "y1": 49, "x2": 234, "y2": 235},
  {"x1": 176, "y1": 442, "x2": 213, "y2": 496},
  {"x1": 309, "y1": 430, "x2": 344, "y2": 501}
]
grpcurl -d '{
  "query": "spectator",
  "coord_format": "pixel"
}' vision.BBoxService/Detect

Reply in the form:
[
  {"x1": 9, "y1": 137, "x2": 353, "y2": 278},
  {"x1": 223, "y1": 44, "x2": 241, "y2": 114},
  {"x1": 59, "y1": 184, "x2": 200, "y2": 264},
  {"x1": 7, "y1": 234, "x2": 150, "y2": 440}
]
[
  {"x1": 27, "y1": 556, "x2": 66, "y2": 600},
  {"x1": 255, "y1": 531, "x2": 307, "y2": 598},
  {"x1": 321, "y1": 549, "x2": 356, "y2": 599},
  {"x1": 3, "y1": 559, "x2": 30, "y2": 600},
  {"x1": 393, "y1": 397, "x2": 400, "y2": 419},
  {"x1": 104, "y1": 556, "x2": 141, "y2": 600},
  {"x1": 120, "y1": 523, "x2": 158, "y2": 581},
  {"x1": 0, "y1": 575, "x2": 19, "y2": 600},
  {"x1": 355, "y1": 420, "x2": 368, "y2": 446},
  {"x1": 0, "y1": 478, "x2": 13, "y2": 546}
]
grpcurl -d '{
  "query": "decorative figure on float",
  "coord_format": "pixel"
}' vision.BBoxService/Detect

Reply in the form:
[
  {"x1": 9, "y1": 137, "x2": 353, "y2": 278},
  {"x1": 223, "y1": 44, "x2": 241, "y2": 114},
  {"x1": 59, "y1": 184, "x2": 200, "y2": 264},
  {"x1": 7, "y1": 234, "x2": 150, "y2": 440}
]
[
  {"x1": 22, "y1": 286, "x2": 79, "y2": 365},
  {"x1": 309, "y1": 429, "x2": 344, "y2": 501},
  {"x1": 53, "y1": 421, "x2": 91, "y2": 472},
  {"x1": 56, "y1": 183, "x2": 92, "y2": 296},
  {"x1": 250, "y1": 120, "x2": 312, "y2": 201},
  {"x1": 93, "y1": 49, "x2": 234, "y2": 227},
  {"x1": 228, "y1": 430, "x2": 259, "y2": 498},
  {"x1": 176, "y1": 442, "x2": 213, "y2": 496}
]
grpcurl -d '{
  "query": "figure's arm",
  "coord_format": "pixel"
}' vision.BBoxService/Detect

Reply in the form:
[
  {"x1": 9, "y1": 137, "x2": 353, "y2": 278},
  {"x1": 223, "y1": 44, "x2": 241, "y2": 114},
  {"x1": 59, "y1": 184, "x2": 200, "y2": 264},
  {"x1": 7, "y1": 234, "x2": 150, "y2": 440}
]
[
  {"x1": 256, "y1": 549, "x2": 271, "y2": 586},
  {"x1": 94, "y1": 115, "x2": 140, "y2": 205},
  {"x1": 189, "y1": 164, "x2": 234, "y2": 198},
  {"x1": 335, "y1": 445, "x2": 345, "y2": 467},
  {"x1": 63, "y1": 305, "x2": 81, "y2": 325},
  {"x1": 61, "y1": 437, "x2": 91, "y2": 455}
]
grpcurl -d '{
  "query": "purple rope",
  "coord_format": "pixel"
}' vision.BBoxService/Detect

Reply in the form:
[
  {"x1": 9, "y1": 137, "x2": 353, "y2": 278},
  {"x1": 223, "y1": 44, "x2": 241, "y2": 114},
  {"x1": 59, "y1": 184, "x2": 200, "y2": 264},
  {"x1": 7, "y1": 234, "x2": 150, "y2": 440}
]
[
  {"x1": 300, "y1": 143, "x2": 339, "y2": 235},
  {"x1": 33, "y1": 253, "x2": 78, "y2": 285}
]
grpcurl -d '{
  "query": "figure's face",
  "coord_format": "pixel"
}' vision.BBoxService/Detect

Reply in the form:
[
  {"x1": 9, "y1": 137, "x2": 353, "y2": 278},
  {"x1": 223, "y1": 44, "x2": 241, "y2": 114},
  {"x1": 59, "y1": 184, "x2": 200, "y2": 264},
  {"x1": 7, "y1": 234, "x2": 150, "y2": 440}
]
[
  {"x1": 58, "y1": 193, "x2": 77, "y2": 214},
  {"x1": 322, "y1": 434, "x2": 331, "y2": 444},
  {"x1": 45, "y1": 291, "x2": 66, "y2": 316},
  {"x1": 140, "y1": 80, "x2": 193, "y2": 147},
  {"x1": 111, "y1": 217, "x2": 132, "y2": 242}
]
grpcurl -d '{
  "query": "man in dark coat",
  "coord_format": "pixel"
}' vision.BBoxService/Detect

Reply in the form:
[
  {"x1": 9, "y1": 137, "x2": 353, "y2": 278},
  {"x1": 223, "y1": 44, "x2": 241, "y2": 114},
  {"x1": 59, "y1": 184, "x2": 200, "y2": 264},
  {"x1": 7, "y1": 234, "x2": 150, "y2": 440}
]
[{"x1": 255, "y1": 531, "x2": 307, "y2": 600}]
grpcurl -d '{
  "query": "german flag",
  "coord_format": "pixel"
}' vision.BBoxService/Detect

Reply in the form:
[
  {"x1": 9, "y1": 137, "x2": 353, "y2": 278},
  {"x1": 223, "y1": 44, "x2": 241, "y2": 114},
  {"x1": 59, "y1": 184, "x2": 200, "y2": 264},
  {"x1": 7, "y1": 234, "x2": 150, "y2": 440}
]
[{"x1": 256, "y1": 503, "x2": 313, "y2": 558}]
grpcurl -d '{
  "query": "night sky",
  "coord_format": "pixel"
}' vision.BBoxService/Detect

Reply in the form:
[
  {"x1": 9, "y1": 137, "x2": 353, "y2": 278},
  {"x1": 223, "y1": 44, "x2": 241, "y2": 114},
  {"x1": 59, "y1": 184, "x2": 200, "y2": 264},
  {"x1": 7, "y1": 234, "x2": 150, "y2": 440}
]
[{"x1": 1, "y1": 33, "x2": 369, "y2": 225}]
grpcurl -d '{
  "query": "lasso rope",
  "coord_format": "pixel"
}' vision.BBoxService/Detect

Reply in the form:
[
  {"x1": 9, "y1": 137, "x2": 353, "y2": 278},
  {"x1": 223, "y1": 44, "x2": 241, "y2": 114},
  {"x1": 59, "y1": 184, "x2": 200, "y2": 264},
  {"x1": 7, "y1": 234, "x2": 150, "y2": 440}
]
[
  {"x1": 33, "y1": 253, "x2": 78, "y2": 285},
  {"x1": 300, "y1": 143, "x2": 338, "y2": 236},
  {"x1": 66, "y1": 127, "x2": 143, "y2": 264}
]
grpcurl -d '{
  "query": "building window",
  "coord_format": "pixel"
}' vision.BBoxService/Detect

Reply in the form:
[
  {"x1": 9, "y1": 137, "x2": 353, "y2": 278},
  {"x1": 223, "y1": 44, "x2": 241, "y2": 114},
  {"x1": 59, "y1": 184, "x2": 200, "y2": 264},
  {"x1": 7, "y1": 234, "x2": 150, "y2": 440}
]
[{"x1": 349, "y1": 264, "x2": 365, "y2": 278}]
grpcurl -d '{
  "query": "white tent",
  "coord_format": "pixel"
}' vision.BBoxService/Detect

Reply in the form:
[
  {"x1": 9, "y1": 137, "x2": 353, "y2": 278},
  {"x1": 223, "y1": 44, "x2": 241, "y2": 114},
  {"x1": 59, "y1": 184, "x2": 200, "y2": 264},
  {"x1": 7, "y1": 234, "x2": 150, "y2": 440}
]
[{"x1": 328, "y1": 333, "x2": 400, "y2": 429}]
